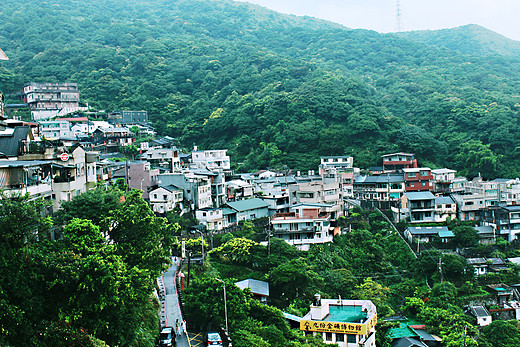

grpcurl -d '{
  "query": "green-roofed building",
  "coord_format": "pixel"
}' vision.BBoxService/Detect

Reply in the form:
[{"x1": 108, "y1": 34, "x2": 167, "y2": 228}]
[{"x1": 222, "y1": 198, "x2": 269, "y2": 224}]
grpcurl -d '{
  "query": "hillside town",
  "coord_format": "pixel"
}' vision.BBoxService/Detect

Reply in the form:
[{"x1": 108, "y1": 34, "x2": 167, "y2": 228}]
[{"x1": 4, "y1": 82, "x2": 520, "y2": 346}]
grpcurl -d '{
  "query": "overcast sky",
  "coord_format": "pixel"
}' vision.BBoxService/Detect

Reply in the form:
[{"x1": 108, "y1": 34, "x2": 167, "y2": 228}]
[{"x1": 238, "y1": 0, "x2": 520, "y2": 41}]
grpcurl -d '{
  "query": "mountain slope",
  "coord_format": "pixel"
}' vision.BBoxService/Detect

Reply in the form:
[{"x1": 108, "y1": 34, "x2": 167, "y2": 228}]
[
  {"x1": 1, "y1": 0, "x2": 520, "y2": 177},
  {"x1": 395, "y1": 24, "x2": 520, "y2": 56}
]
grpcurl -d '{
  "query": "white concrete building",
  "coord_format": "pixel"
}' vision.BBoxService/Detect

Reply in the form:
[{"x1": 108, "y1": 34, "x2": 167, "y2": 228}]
[
  {"x1": 301, "y1": 295, "x2": 377, "y2": 347},
  {"x1": 39, "y1": 120, "x2": 72, "y2": 139},
  {"x1": 191, "y1": 149, "x2": 230, "y2": 171},
  {"x1": 149, "y1": 185, "x2": 183, "y2": 214},
  {"x1": 270, "y1": 203, "x2": 336, "y2": 251},
  {"x1": 195, "y1": 208, "x2": 225, "y2": 230}
]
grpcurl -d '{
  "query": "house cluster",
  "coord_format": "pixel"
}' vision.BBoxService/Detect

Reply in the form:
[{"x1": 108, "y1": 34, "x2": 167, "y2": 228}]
[{"x1": 345, "y1": 152, "x2": 520, "y2": 243}]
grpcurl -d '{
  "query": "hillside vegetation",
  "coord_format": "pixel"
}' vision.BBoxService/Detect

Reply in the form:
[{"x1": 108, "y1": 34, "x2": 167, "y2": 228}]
[{"x1": 1, "y1": 0, "x2": 520, "y2": 176}]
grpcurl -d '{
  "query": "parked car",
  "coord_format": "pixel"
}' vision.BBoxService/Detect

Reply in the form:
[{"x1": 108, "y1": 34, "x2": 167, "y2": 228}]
[
  {"x1": 206, "y1": 331, "x2": 223, "y2": 347},
  {"x1": 158, "y1": 327, "x2": 174, "y2": 347}
]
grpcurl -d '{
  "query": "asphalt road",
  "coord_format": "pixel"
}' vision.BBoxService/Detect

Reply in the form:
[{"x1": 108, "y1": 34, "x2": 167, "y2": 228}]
[{"x1": 161, "y1": 258, "x2": 190, "y2": 347}]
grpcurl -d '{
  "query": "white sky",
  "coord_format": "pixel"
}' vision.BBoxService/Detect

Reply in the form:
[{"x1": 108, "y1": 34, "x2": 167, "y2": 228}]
[{"x1": 238, "y1": 0, "x2": 520, "y2": 41}]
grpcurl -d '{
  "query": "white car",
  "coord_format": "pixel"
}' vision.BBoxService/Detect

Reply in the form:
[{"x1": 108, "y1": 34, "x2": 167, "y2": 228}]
[{"x1": 159, "y1": 327, "x2": 174, "y2": 347}]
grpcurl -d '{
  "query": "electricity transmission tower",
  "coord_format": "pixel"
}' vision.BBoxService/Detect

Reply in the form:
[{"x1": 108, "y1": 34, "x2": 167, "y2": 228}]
[{"x1": 395, "y1": 0, "x2": 404, "y2": 32}]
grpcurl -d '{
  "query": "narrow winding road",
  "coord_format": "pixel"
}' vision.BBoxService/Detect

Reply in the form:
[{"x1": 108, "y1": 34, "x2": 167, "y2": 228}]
[{"x1": 160, "y1": 258, "x2": 190, "y2": 347}]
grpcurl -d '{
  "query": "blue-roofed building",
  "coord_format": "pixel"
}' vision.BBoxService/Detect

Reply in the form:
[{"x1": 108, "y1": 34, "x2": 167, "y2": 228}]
[
  {"x1": 404, "y1": 226, "x2": 453, "y2": 244},
  {"x1": 402, "y1": 192, "x2": 435, "y2": 223}
]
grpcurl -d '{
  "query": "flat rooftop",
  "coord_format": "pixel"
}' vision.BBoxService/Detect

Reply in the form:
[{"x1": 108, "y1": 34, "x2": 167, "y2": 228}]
[{"x1": 323, "y1": 305, "x2": 367, "y2": 323}]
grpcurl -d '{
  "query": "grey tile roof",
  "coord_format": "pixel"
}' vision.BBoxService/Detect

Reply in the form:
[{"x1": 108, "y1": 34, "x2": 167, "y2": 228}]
[
  {"x1": 235, "y1": 279, "x2": 269, "y2": 296},
  {"x1": 0, "y1": 126, "x2": 30, "y2": 157}
]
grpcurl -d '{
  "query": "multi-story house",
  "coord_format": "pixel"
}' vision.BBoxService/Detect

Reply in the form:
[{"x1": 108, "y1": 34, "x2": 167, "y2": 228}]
[
  {"x1": 270, "y1": 203, "x2": 336, "y2": 251},
  {"x1": 403, "y1": 168, "x2": 433, "y2": 192},
  {"x1": 431, "y1": 168, "x2": 457, "y2": 195},
  {"x1": 126, "y1": 161, "x2": 160, "y2": 199},
  {"x1": 226, "y1": 179, "x2": 254, "y2": 202},
  {"x1": 300, "y1": 295, "x2": 377, "y2": 347},
  {"x1": 157, "y1": 172, "x2": 212, "y2": 210},
  {"x1": 108, "y1": 110, "x2": 148, "y2": 126},
  {"x1": 141, "y1": 147, "x2": 180, "y2": 172},
  {"x1": 39, "y1": 120, "x2": 72, "y2": 139},
  {"x1": 149, "y1": 185, "x2": 183, "y2": 214},
  {"x1": 259, "y1": 190, "x2": 291, "y2": 216},
  {"x1": 92, "y1": 127, "x2": 135, "y2": 152},
  {"x1": 0, "y1": 160, "x2": 54, "y2": 200},
  {"x1": 434, "y1": 196, "x2": 457, "y2": 222},
  {"x1": 319, "y1": 156, "x2": 354, "y2": 174},
  {"x1": 195, "y1": 208, "x2": 225, "y2": 231},
  {"x1": 381, "y1": 152, "x2": 417, "y2": 172},
  {"x1": 191, "y1": 149, "x2": 230, "y2": 172},
  {"x1": 290, "y1": 173, "x2": 343, "y2": 218},
  {"x1": 0, "y1": 126, "x2": 37, "y2": 159},
  {"x1": 353, "y1": 174, "x2": 405, "y2": 202},
  {"x1": 482, "y1": 205, "x2": 520, "y2": 242},
  {"x1": 50, "y1": 146, "x2": 96, "y2": 209},
  {"x1": 23, "y1": 82, "x2": 81, "y2": 120},
  {"x1": 401, "y1": 191, "x2": 435, "y2": 223}
]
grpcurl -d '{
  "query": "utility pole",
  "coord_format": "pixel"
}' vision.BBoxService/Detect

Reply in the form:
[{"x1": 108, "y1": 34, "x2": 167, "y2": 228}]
[
  {"x1": 215, "y1": 278, "x2": 229, "y2": 334},
  {"x1": 438, "y1": 258, "x2": 444, "y2": 283}
]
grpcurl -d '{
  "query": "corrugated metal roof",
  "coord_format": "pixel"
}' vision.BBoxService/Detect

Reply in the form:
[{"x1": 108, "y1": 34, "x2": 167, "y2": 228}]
[
  {"x1": 225, "y1": 198, "x2": 269, "y2": 212},
  {"x1": 235, "y1": 279, "x2": 269, "y2": 296},
  {"x1": 406, "y1": 226, "x2": 449, "y2": 235},
  {"x1": 0, "y1": 126, "x2": 30, "y2": 157},
  {"x1": 404, "y1": 191, "x2": 435, "y2": 200},
  {"x1": 435, "y1": 196, "x2": 455, "y2": 204}
]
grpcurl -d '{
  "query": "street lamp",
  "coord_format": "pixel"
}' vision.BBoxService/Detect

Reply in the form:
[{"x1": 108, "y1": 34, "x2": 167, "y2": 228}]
[
  {"x1": 191, "y1": 228, "x2": 204, "y2": 262},
  {"x1": 215, "y1": 278, "x2": 229, "y2": 334}
]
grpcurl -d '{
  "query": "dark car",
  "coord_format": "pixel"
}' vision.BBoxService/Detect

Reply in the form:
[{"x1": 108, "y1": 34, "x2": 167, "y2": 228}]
[
  {"x1": 158, "y1": 327, "x2": 174, "y2": 347},
  {"x1": 206, "y1": 331, "x2": 223, "y2": 347}
]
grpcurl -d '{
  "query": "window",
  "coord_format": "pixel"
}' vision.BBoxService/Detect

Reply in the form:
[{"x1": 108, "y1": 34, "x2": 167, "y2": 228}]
[
  {"x1": 408, "y1": 172, "x2": 417, "y2": 178},
  {"x1": 154, "y1": 194, "x2": 157, "y2": 199},
  {"x1": 163, "y1": 195, "x2": 168, "y2": 200},
  {"x1": 336, "y1": 333, "x2": 344, "y2": 342},
  {"x1": 420, "y1": 171, "x2": 429, "y2": 176},
  {"x1": 347, "y1": 334, "x2": 356, "y2": 343},
  {"x1": 422, "y1": 181, "x2": 426, "y2": 186},
  {"x1": 325, "y1": 332, "x2": 333, "y2": 341}
]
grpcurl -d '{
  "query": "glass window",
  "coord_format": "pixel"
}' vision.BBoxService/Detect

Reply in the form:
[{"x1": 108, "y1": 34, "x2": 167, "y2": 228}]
[
  {"x1": 325, "y1": 332, "x2": 332, "y2": 341},
  {"x1": 347, "y1": 334, "x2": 356, "y2": 343},
  {"x1": 336, "y1": 333, "x2": 344, "y2": 342}
]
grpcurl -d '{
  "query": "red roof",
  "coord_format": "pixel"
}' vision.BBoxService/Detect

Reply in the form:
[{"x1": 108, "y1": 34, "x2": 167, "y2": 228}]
[{"x1": 56, "y1": 117, "x2": 89, "y2": 122}]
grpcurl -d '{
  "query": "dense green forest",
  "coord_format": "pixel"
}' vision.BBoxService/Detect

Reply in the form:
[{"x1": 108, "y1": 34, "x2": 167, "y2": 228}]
[
  {"x1": 0, "y1": 188, "x2": 176, "y2": 345},
  {"x1": 1, "y1": 0, "x2": 520, "y2": 176}
]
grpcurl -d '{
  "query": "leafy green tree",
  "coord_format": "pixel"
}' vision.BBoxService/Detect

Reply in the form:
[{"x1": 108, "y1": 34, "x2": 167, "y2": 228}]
[
  {"x1": 452, "y1": 226, "x2": 480, "y2": 248},
  {"x1": 269, "y1": 258, "x2": 322, "y2": 307},
  {"x1": 479, "y1": 320, "x2": 520, "y2": 347},
  {"x1": 56, "y1": 186, "x2": 123, "y2": 227},
  {"x1": 106, "y1": 190, "x2": 177, "y2": 278},
  {"x1": 352, "y1": 278, "x2": 394, "y2": 317}
]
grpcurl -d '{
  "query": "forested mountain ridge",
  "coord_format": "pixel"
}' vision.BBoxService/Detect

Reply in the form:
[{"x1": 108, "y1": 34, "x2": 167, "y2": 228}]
[
  {"x1": 1, "y1": 0, "x2": 520, "y2": 177},
  {"x1": 396, "y1": 24, "x2": 520, "y2": 56}
]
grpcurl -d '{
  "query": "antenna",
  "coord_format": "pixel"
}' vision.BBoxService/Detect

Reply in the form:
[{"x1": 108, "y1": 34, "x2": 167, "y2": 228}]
[{"x1": 395, "y1": 0, "x2": 404, "y2": 32}]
